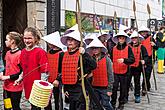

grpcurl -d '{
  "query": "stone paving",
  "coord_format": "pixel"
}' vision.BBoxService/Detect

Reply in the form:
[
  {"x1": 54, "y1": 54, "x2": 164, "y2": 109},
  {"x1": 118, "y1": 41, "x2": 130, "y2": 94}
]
[
  {"x1": 0, "y1": 65, "x2": 164, "y2": 110},
  {"x1": 124, "y1": 65, "x2": 165, "y2": 110}
]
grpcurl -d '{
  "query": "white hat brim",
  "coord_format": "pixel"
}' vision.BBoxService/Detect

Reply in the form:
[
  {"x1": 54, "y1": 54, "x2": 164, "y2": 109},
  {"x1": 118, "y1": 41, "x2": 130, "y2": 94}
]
[
  {"x1": 41, "y1": 31, "x2": 67, "y2": 50},
  {"x1": 86, "y1": 38, "x2": 107, "y2": 53},
  {"x1": 112, "y1": 31, "x2": 131, "y2": 44},
  {"x1": 61, "y1": 30, "x2": 86, "y2": 47}
]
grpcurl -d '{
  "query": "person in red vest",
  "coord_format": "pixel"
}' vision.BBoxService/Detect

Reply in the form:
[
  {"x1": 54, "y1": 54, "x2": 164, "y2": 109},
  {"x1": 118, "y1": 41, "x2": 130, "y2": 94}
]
[
  {"x1": 41, "y1": 31, "x2": 66, "y2": 110},
  {"x1": 0, "y1": 32, "x2": 24, "y2": 110},
  {"x1": 86, "y1": 37, "x2": 114, "y2": 110},
  {"x1": 138, "y1": 26, "x2": 158, "y2": 96},
  {"x1": 110, "y1": 31, "x2": 135, "y2": 110},
  {"x1": 53, "y1": 27, "x2": 97, "y2": 110},
  {"x1": 127, "y1": 31, "x2": 148, "y2": 103}
]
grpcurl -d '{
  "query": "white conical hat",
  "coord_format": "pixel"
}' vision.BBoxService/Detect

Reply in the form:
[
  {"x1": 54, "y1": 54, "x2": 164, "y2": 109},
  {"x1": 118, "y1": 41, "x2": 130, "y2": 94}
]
[
  {"x1": 84, "y1": 33, "x2": 98, "y2": 45},
  {"x1": 138, "y1": 26, "x2": 150, "y2": 32},
  {"x1": 61, "y1": 30, "x2": 86, "y2": 47},
  {"x1": 84, "y1": 33, "x2": 98, "y2": 40},
  {"x1": 130, "y1": 31, "x2": 138, "y2": 38},
  {"x1": 97, "y1": 31, "x2": 110, "y2": 40},
  {"x1": 86, "y1": 37, "x2": 107, "y2": 53},
  {"x1": 119, "y1": 24, "x2": 130, "y2": 31},
  {"x1": 63, "y1": 24, "x2": 79, "y2": 35},
  {"x1": 41, "y1": 31, "x2": 67, "y2": 51},
  {"x1": 112, "y1": 30, "x2": 131, "y2": 44},
  {"x1": 130, "y1": 31, "x2": 144, "y2": 40}
]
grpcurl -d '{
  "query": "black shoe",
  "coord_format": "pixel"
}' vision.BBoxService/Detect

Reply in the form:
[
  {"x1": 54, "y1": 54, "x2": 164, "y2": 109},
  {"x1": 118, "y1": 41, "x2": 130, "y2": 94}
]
[
  {"x1": 112, "y1": 104, "x2": 116, "y2": 110},
  {"x1": 117, "y1": 104, "x2": 124, "y2": 110},
  {"x1": 141, "y1": 90, "x2": 146, "y2": 96},
  {"x1": 124, "y1": 98, "x2": 128, "y2": 104}
]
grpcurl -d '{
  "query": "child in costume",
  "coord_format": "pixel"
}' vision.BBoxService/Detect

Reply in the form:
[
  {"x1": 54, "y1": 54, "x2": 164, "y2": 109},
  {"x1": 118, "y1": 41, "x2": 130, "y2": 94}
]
[
  {"x1": 0, "y1": 32, "x2": 24, "y2": 110},
  {"x1": 138, "y1": 26, "x2": 158, "y2": 95},
  {"x1": 110, "y1": 31, "x2": 135, "y2": 110},
  {"x1": 54, "y1": 26, "x2": 97, "y2": 110},
  {"x1": 127, "y1": 31, "x2": 148, "y2": 103},
  {"x1": 41, "y1": 31, "x2": 66, "y2": 110},
  {"x1": 86, "y1": 37, "x2": 114, "y2": 110}
]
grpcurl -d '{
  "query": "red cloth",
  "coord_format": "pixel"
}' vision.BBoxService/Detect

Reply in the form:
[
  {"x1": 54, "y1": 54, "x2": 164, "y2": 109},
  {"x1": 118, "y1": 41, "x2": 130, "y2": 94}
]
[
  {"x1": 20, "y1": 47, "x2": 49, "y2": 99},
  {"x1": 113, "y1": 46, "x2": 128, "y2": 74},
  {"x1": 47, "y1": 52, "x2": 59, "y2": 83},
  {"x1": 141, "y1": 36, "x2": 152, "y2": 56},
  {"x1": 4, "y1": 50, "x2": 23, "y2": 92},
  {"x1": 92, "y1": 57, "x2": 108, "y2": 87},
  {"x1": 130, "y1": 45, "x2": 141, "y2": 67},
  {"x1": 62, "y1": 51, "x2": 79, "y2": 84}
]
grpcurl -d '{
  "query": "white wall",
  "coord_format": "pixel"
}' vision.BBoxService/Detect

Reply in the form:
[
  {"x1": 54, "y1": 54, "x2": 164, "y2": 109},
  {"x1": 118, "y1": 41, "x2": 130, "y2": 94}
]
[{"x1": 61, "y1": 0, "x2": 162, "y2": 27}]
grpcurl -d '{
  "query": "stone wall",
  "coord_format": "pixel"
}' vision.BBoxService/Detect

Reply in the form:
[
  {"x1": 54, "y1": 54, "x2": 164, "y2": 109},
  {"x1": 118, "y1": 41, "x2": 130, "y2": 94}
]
[{"x1": 27, "y1": 0, "x2": 46, "y2": 35}]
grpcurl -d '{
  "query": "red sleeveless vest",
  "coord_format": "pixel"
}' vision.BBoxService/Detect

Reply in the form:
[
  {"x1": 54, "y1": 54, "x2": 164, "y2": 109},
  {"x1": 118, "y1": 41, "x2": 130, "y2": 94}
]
[
  {"x1": 47, "y1": 52, "x2": 59, "y2": 83},
  {"x1": 130, "y1": 45, "x2": 141, "y2": 67},
  {"x1": 141, "y1": 36, "x2": 152, "y2": 56},
  {"x1": 113, "y1": 46, "x2": 128, "y2": 74},
  {"x1": 92, "y1": 57, "x2": 108, "y2": 87},
  {"x1": 62, "y1": 51, "x2": 79, "y2": 84}
]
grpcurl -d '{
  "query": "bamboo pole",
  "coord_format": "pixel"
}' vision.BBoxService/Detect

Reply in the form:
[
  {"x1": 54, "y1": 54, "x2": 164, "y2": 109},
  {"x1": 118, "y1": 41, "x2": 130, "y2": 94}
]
[
  {"x1": 114, "y1": 11, "x2": 117, "y2": 34},
  {"x1": 76, "y1": 0, "x2": 89, "y2": 110},
  {"x1": 147, "y1": 3, "x2": 157, "y2": 90}
]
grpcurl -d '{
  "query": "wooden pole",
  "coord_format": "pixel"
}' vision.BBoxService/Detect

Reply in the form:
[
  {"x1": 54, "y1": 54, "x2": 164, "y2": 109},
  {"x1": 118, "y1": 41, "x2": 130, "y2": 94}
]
[
  {"x1": 147, "y1": 3, "x2": 157, "y2": 90},
  {"x1": 76, "y1": 0, "x2": 89, "y2": 110},
  {"x1": 114, "y1": 11, "x2": 117, "y2": 34}
]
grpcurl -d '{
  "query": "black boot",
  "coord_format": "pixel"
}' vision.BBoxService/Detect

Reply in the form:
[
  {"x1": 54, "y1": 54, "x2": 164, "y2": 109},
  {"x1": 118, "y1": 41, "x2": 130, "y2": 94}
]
[{"x1": 117, "y1": 104, "x2": 124, "y2": 110}]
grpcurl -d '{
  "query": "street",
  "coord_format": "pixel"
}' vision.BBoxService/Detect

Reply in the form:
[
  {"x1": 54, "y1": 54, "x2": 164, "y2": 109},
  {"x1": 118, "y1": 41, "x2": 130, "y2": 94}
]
[{"x1": 0, "y1": 64, "x2": 164, "y2": 110}]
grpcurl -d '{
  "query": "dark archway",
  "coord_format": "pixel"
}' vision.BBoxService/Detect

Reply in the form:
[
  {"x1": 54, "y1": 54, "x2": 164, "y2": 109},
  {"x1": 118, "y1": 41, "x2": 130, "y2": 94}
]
[{"x1": 2, "y1": 0, "x2": 27, "y2": 56}]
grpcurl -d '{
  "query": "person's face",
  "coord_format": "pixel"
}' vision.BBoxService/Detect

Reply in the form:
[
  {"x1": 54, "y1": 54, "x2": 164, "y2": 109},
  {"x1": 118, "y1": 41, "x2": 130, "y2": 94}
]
[
  {"x1": 118, "y1": 36, "x2": 126, "y2": 44},
  {"x1": 91, "y1": 47, "x2": 101, "y2": 56},
  {"x1": 66, "y1": 37, "x2": 79, "y2": 50},
  {"x1": 5, "y1": 35, "x2": 13, "y2": 48},
  {"x1": 23, "y1": 31, "x2": 36, "y2": 49},
  {"x1": 131, "y1": 37, "x2": 138, "y2": 44},
  {"x1": 48, "y1": 44, "x2": 59, "y2": 50}
]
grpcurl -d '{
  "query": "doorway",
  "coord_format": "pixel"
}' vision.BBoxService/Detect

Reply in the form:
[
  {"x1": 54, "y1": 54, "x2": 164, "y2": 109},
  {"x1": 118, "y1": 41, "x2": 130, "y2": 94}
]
[{"x1": 2, "y1": 0, "x2": 27, "y2": 56}]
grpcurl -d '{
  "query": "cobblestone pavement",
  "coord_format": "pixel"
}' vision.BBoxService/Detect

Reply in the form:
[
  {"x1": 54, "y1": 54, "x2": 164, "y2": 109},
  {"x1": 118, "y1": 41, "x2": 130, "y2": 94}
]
[
  {"x1": 124, "y1": 65, "x2": 165, "y2": 110},
  {"x1": 0, "y1": 65, "x2": 164, "y2": 110}
]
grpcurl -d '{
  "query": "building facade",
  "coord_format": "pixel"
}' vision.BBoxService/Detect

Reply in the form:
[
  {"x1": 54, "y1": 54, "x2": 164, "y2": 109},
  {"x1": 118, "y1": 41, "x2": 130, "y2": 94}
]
[
  {"x1": 0, "y1": 0, "x2": 164, "y2": 47},
  {"x1": 61, "y1": 0, "x2": 163, "y2": 31}
]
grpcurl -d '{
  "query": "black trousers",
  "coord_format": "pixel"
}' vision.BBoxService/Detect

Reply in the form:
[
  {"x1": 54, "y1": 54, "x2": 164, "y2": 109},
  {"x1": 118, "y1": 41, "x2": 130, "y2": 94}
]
[
  {"x1": 127, "y1": 67, "x2": 141, "y2": 98},
  {"x1": 64, "y1": 83, "x2": 86, "y2": 110},
  {"x1": 111, "y1": 74, "x2": 127, "y2": 105},
  {"x1": 3, "y1": 90, "x2": 22, "y2": 110},
  {"x1": 45, "y1": 87, "x2": 60, "y2": 110},
  {"x1": 142, "y1": 58, "x2": 152, "y2": 91}
]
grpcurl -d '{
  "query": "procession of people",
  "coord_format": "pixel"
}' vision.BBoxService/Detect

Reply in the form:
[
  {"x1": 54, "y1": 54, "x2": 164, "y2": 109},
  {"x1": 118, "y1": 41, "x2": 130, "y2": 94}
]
[{"x1": 0, "y1": 22, "x2": 164, "y2": 110}]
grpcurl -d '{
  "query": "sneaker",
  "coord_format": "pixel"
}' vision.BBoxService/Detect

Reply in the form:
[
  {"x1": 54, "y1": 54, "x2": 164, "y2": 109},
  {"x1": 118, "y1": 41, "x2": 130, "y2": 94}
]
[
  {"x1": 117, "y1": 104, "x2": 124, "y2": 110},
  {"x1": 135, "y1": 96, "x2": 140, "y2": 103}
]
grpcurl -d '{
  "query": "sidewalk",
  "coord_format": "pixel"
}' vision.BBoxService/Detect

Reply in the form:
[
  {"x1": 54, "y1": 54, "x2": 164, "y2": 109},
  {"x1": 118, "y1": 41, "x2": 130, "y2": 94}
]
[{"x1": 125, "y1": 68, "x2": 165, "y2": 110}]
